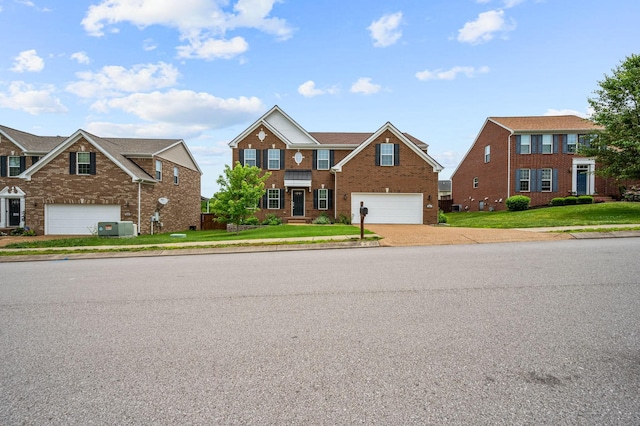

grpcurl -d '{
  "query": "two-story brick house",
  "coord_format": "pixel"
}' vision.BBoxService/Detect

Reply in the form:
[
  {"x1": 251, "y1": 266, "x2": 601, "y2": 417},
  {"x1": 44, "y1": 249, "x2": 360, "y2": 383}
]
[
  {"x1": 228, "y1": 106, "x2": 443, "y2": 224},
  {"x1": 0, "y1": 124, "x2": 202, "y2": 235},
  {"x1": 449, "y1": 115, "x2": 629, "y2": 211}
]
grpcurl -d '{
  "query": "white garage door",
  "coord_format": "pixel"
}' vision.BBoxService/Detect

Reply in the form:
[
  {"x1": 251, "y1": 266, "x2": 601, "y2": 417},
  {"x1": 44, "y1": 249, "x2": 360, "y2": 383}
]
[
  {"x1": 45, "y1": 204, "x2": 121, "y2": 235},
  {"x1": 351, "y1": 193, "x2": 423, "y2": 224}
]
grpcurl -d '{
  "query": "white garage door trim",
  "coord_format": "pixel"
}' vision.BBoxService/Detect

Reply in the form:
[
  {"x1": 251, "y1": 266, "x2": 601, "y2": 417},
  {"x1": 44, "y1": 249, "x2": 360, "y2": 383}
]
[
  {"x1": 351, "y1": 193, "x2": 423, "y2": 224},
  {"x1": 45, "y1": 204, "x2": 121, "y2": 235}
]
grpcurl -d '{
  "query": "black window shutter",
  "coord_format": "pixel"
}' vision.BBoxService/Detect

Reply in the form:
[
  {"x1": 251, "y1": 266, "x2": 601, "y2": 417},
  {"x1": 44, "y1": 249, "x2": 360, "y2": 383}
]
[
  {"x1": 394, "y1": 144, "x2": 400, "y2": 166},
  {"x1": 238, "y1": 149, "x2": 244, "y2": 165},
  {"x1": 531, "y1": 169, "x2": 539, "y2": 192},
  {"x1": 69, "y1": 152, "x2": 76, "y2": 175},
  {"x1": 553, "y1": 135, "x2": 559, "y2": 154},
  {"x1": 89, "y1": 152, "x2": 97, "y2": 175},
  {"x1": 19, "y1": 156, "x2": 26, "y2": 173},
  {"x1": 262, "y1": 193, "x2": 267, "y2": 209},
  {"x1": 263, "y1": 150, "x2": 268, "y2": 168},
  {"x1": 328, "y1": 189, "x2": 334, "y2": 209},
  {"x1": 279, "y1": 189, "x2": 285, "y2": 209},
  {"x1": 553, "y1": 169, "x2": 559, "y2": 192},
  {"x1": 313, "y1": 189, "x2": 318, "y2": 209},
  {"x1": 31, "y1": 156, "x2": 40, "y2": 165},
  {"x1": 375, "y1": 144, "x2": 381, "y2": 166},
  {"x1": 256, "y1": 150, "x2": 261, "y2": 168},
  {"x1": 515, "y1": 136, "x2": 521, "y2": 154},
  {"x1": 279, "y1": 150, "x2": 285, "y2": 170},
  {"x1": 312, "y1": 150, "x2": 317, "y2": 170},
  {"x1": 515, "y1": 169, "x2": 521, "y2": 193},
  {"x1": 0, "y1": 156, "x2": 6, "y2": 177},
  {"x1": 330, "y1": 150, "x2": 335, "y2": 168}
]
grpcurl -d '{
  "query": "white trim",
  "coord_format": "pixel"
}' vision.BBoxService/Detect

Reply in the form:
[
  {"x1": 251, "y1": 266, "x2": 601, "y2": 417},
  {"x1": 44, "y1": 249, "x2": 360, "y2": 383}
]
[{"x1": 572, "y1": 158, "x2": 596, "y2": 195}]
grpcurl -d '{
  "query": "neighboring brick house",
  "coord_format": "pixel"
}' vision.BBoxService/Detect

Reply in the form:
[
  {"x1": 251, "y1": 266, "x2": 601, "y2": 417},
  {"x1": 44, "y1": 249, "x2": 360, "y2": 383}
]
[
  {"x1": 228, "y1": 106, "x2": 443, "y2": 224},
  {"x1": 449, "y1": 115, "x2": 632, "y2": 211},
  {"x1": 0, "y1": 125, "x2": 202, "y2": 235}
]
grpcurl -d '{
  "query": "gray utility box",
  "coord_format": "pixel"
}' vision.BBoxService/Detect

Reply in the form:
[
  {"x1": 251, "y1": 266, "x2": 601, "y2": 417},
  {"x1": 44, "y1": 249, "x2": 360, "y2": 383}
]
[{"x1": 98, "y1": 221, "x2": 136, "y2": 237}]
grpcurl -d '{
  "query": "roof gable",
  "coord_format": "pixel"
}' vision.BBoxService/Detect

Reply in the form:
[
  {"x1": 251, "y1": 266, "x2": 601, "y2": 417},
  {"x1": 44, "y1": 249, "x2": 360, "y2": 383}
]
[
  {"x1": 332, "y1": 122, "x2": 443, "y2": 172},
  {"x1": 0, "y1": 124, "x2": 65, "y2": 153},
  {"x1": 228, "y1": 105, "x2": 320, "y2": 148}
]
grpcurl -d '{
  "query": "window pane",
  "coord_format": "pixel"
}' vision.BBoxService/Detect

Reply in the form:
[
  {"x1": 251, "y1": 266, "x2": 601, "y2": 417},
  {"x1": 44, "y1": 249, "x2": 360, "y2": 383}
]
[
  {"x1": 318, "y1": 188, "x2": 328, "y2": 209},
  {"x1": 77, "y1": 153, "x2": 91, "y2": 175},
  {"x1": 268, "y1": 149, "x2": 280, "y2": 169},
  {"x1": 542, "y1": 134, "x2": 552, "y2": 153},
  {"x1": 380, "y1": 143, "x2": 393, "y2": 166},
  {"x1": 317, "y1": 150, "x2": 329, "y2": 169},
  {"x1": 268, "y1": 189, "x2": 279, "y2": 209},
  {"x1": 245, "y1": 149, "x2": 256, "y2": 167},
  {"x1": 567, "y1": 134, "x2": 577, "y2": 153},
  {"x1": 8, "y1": 156, "x2": 21, "y2": 176},
  {"x1": 520, "y1": 135, "x2": 531, "y2": 154}
]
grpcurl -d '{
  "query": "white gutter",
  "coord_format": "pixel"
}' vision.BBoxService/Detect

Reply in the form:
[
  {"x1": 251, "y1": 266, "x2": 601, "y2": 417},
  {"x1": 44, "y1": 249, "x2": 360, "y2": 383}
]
[
  {"x1": 507, "y1": 130, "x2": 514, "y2": 198},
  {"x1": 137, "y1": 180, "x2": 142, "y2": 235}
]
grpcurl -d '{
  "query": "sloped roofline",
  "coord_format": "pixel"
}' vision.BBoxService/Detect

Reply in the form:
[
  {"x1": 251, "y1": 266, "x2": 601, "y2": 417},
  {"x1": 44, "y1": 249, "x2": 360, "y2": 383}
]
[
  {"x1": 450, "y1": 117, "x2": 494, "y2": 179},
  {"x1": 154, "y1": 139, "x2": 203, "y2": 175},
  {"x1": 19, "y1": 129, "x2": 156, "y2": 183},
  {"x1": 228, "y1": 105, "x2": 320, "y2": 148},
  {"x1": 332, "y1": 121, "x2": 443, "y2": 173},
  {"x1": 0, "y1": 125, "x2": 31, "y2": 152}
]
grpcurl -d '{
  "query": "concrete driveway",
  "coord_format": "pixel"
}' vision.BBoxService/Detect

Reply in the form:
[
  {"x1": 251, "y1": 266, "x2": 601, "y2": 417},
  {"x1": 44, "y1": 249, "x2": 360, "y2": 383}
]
[{"x1": 365, "y1": 224, "x2": 573, "y2": 246}]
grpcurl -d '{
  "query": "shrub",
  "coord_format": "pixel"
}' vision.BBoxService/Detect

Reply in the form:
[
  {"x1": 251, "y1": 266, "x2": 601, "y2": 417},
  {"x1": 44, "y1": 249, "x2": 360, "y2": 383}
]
[
  {"x1": 550, "y1": 198, "x2": 565, "y2": 206},
  {"x1": 505, "y1": 195, "x2": 530, "y2": 211},
  {"x1": 564, "y1": 196, "x2": 578, "y2": 205},
  {"x1": 312, "y1": 213, "x2": 333, "y2": 225},
  {"x1": 242, "y1": 216, "x2": 260, "y2": 225},
  {"x1": 577, "y1": 195, "x2": 594, "y2": 204},
  {"x1": 261, "y1": 214, "x2": 282, "y2": 225},
  {"x1": 438, "y1": 210, "x2": 448, "y2": 224},
  {"x1": 337, "y1": 213, "x2": 351, "y2": 225}
]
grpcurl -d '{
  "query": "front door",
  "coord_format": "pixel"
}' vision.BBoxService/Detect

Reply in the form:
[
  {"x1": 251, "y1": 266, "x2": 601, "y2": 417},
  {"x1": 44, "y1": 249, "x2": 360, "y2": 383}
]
[
  {"x1": 577, "y1": 168, "x2": 588, "y2": 195},
  {"x1": 9, "y1": 199, "x2": 21, "y2": 226},
  {"x1": 292, "y1": 190, "x2": 305, "y2": 216}
]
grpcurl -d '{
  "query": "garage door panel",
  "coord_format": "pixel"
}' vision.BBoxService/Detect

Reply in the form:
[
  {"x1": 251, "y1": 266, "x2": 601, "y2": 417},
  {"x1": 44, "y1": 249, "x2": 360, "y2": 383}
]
[
  {"x1": 45, "y1": 205, "x2": 121, "y2": 235},
  {"x1": 351, "y1": 193, "x2": 422, "y2": 224}
]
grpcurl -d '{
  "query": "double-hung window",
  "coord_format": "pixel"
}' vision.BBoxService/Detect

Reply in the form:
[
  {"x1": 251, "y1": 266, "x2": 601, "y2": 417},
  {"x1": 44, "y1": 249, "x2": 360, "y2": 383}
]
[
  {"x1": 473, "y1": 177, "x2": 479, "y2": 188},
  {"x1": 244, "y1": 149, "x2": 256, "y2": 167},
  {"x1": 380, "y1": 143, "x2": 394, "y2": 166},
  {"x1": 318, "y1": 188, "x2": 328, "y2": 210},
  {"x1": 267, "y1": 188, "x2": 280, "y2": 209},
  {"x1": 268, "y1": 149, "x2": 280, "y2": 170},
  {"x1": 317, "y1": 150, "x2": 330, "y2": 170},
  {"x1": 566, "y1": 134, "x2": 577, "y2": 153},
  {"x1": 542, "y1": 134, "x2": 552, "y2": 154},
  {"x1": 519, "y1": 169, "x2": 530, "y2": 192},
  {"x1": 484, "y1": 145, "x2": 490, "y2": 163},
  {"x1": 77, "y1": 152, "x2": 91, "y2": 175},
  {"x1": 173, "y1": 166, "x2": 179, "y2": 185},
  {"x1": 520, "y1": 135, "x2": 531, "y2": 154},
  {"x1": 8, "y1": 156, "x2": 21, "y2": 177},
  {"x1": 541, "y1": 168, "x2": 552, "y2": 192},
  {"x1": 155, "y1": 160, "x2": 162, "y2": 181}
]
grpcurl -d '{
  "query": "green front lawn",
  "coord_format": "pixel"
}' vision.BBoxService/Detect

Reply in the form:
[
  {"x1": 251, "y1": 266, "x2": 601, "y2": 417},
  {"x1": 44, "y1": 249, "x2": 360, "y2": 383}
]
[
  {"x1": 443, "y1": 202, "x2": 640, "y2": 228},
  {"x1": 3, "y1": 224, "x2": 371, "y2": 249}
]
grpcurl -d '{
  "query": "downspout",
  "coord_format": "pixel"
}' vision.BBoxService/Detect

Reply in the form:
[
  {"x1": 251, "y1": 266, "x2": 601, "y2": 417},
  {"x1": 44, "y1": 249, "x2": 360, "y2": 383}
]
[
  {"x1": 507, "y1": 130, "x2": 514, "y2": 199},
  {"x1": 333, "y1": 170, "x2": 337, "y2": 221},
  {"x1": 137, "y1": 180, "x2": 142, "y2": 235}
]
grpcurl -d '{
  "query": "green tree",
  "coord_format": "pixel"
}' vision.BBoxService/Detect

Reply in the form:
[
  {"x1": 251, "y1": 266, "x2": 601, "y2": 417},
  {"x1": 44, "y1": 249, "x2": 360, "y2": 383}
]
[
  {"x1": 211, "y1": 162, "x2": 271, "y2": 233},
  {"x1": 581, "y1": 53, "x2": 640, "y2": 179}
]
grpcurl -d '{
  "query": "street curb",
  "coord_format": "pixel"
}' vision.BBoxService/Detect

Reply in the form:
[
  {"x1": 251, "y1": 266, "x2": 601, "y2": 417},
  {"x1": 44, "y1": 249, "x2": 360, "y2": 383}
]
[{"x1": 0, "y1": 240, "x2": 381, "y2": 263}]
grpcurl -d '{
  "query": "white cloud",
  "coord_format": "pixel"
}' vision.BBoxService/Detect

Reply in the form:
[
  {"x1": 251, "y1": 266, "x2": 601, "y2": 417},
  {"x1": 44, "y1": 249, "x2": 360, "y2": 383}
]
[
  {"x1": 70, "y1": 51, "x2": 90, "y2": 64},
  {"x1": 503, "y1": 0, "x2": 525, "y2": 8},
  {"x1": 176, "y1": 35, "x2": 249, "y2": 60},
  {"x1": 94, "y1": 89, "x2": 264, "y2": 128},
  {"x1": 11, "y1": 49, "x2": 45, "y2": 72},
  {"x1": 66, "y1": 62, "x2": 180, "y2": 98},
  {"x1": 416, "y1": 65, "x2": 490, "y2": 81},
  {"x1": 0, "y1": 81, "x2": 67, "y2": 115},
  {"x1": 297, "y1": 80, "x2": 338, "y2": 98},
  {"x1": 143, "y1": 38, "x2": 158, "y2": 51},
  {"x1": 350, "y1": 77, "x2": 381, "y2": 95},
  {"x1": 544, "y1": 108, "x2": 589, "y2": 118},
  {"x1": 81, "y1": 0, "x2": 293, "y2": 60},
  {"x1": 368, "y1": 11, "x2": 403, "y2": 47},
  {"x1": 457, "y1": 10, "x2": 515, "y2": 45}
]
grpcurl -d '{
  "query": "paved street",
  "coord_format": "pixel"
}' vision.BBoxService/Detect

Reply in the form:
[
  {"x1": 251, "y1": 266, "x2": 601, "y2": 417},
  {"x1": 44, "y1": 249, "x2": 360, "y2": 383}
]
[{"x1": 1, "y1": 238, "x2": 639, "y2": 425}]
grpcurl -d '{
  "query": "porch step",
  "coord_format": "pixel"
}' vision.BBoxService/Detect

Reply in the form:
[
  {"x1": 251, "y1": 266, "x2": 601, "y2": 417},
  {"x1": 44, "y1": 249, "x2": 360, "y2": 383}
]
[{"x1": 286, "y1": 218, "x2": 309, "y2": 224}]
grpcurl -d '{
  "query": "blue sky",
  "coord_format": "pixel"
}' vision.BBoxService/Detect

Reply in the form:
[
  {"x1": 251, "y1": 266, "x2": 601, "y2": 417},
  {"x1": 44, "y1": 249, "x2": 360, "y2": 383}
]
[{"x1": 1, "y1": 0, "x2": 639, "y2": 197}]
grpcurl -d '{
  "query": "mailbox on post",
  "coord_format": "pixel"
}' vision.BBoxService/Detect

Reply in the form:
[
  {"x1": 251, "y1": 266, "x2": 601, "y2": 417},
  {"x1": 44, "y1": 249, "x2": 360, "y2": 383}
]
[{"x1": 359, "y1": 201, "x2": 367, "y2": 239}]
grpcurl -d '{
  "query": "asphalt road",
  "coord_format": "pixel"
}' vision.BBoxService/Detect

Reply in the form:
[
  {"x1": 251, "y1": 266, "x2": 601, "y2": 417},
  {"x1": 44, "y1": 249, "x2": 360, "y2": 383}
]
[{"x1": 1, "y1": 239, "x2": 639, "y2": 425}]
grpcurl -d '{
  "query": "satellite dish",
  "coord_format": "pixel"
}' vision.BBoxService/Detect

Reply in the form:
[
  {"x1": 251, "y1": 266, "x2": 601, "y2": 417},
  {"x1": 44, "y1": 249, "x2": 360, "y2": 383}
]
[{"x1": 158, "y1": 197, "x2": 169, "y2": 205}]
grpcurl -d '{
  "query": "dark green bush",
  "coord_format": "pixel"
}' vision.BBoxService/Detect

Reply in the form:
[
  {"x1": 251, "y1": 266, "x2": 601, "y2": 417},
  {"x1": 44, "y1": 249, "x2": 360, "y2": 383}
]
[
  {"x1": 564, "y1": 196, "x2": 578, "y2": 205},
  {"x1": 338, "y1": 213, "x2": 351, "y2": 225},
  {"x1": 261, "y1": 214, "x2": 282, "y2": 225},
  {"x1": 577, "y1": 195, "x2": 594, "y2": 204},
  {"x1": 438, "y1": 210, "x2": 448, "y2": 224},
  {"x1": 505, "y1": 195, "x2": 530, "y2": 211},
  {"x1": 550, "y1": 198, "x2": 566, "y2": 206},
  {"x1": 242, "y1": 216, "x2": 260, "y2": 225}
]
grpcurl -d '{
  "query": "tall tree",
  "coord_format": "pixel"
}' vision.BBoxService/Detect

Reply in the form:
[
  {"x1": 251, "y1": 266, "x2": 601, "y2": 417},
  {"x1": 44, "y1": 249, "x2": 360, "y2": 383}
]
[
  {"x1": 211, "y1": 162, "x2": 271, "y2": 233},
  {"x1": 581, "y1": 53, "x2": 640, "y2": 179}
]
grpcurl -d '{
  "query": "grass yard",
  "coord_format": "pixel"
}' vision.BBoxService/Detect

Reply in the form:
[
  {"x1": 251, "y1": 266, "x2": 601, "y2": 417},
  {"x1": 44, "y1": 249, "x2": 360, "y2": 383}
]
[
  {"x1": 443, "y1": 202, "x2": 640, "y2": 228},
  {"x1": 2, "y1": 224, "x2": 371, "y2": 249}
]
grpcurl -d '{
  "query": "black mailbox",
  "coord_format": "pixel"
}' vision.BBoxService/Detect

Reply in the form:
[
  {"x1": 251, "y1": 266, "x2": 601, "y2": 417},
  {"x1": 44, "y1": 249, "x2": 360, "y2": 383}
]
[{"x1": 360, "y1": 206, "x2": 368, "y2": 216}]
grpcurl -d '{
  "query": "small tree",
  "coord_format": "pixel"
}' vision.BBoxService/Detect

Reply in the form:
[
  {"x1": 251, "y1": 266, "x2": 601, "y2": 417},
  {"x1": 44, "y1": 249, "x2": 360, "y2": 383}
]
[
  {"x1": 211, "y1": 162, "x2": 271, "y2": 233},
  {"x1": 580, "y1": 54, "x2": 640, "y2": 180}
]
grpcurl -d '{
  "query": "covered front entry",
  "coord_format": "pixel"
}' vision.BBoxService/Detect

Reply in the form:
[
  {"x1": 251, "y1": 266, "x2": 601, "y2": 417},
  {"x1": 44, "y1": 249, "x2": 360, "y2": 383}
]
[
  {"x1": 0, "y1": 186, "x2": 26, "y2": 229},
  {"x1": 45, "y1": 204, "x2": 121, "y2": 235},
  {"x1": 292, "y1": 189, "x2": 305, "y2": 216},
  {"x1": 572, "y1": 159, "x2": 595, "y2": 196},
  {"x1": 351, "y1": 193, "x2": 423, "y2": 224}
]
